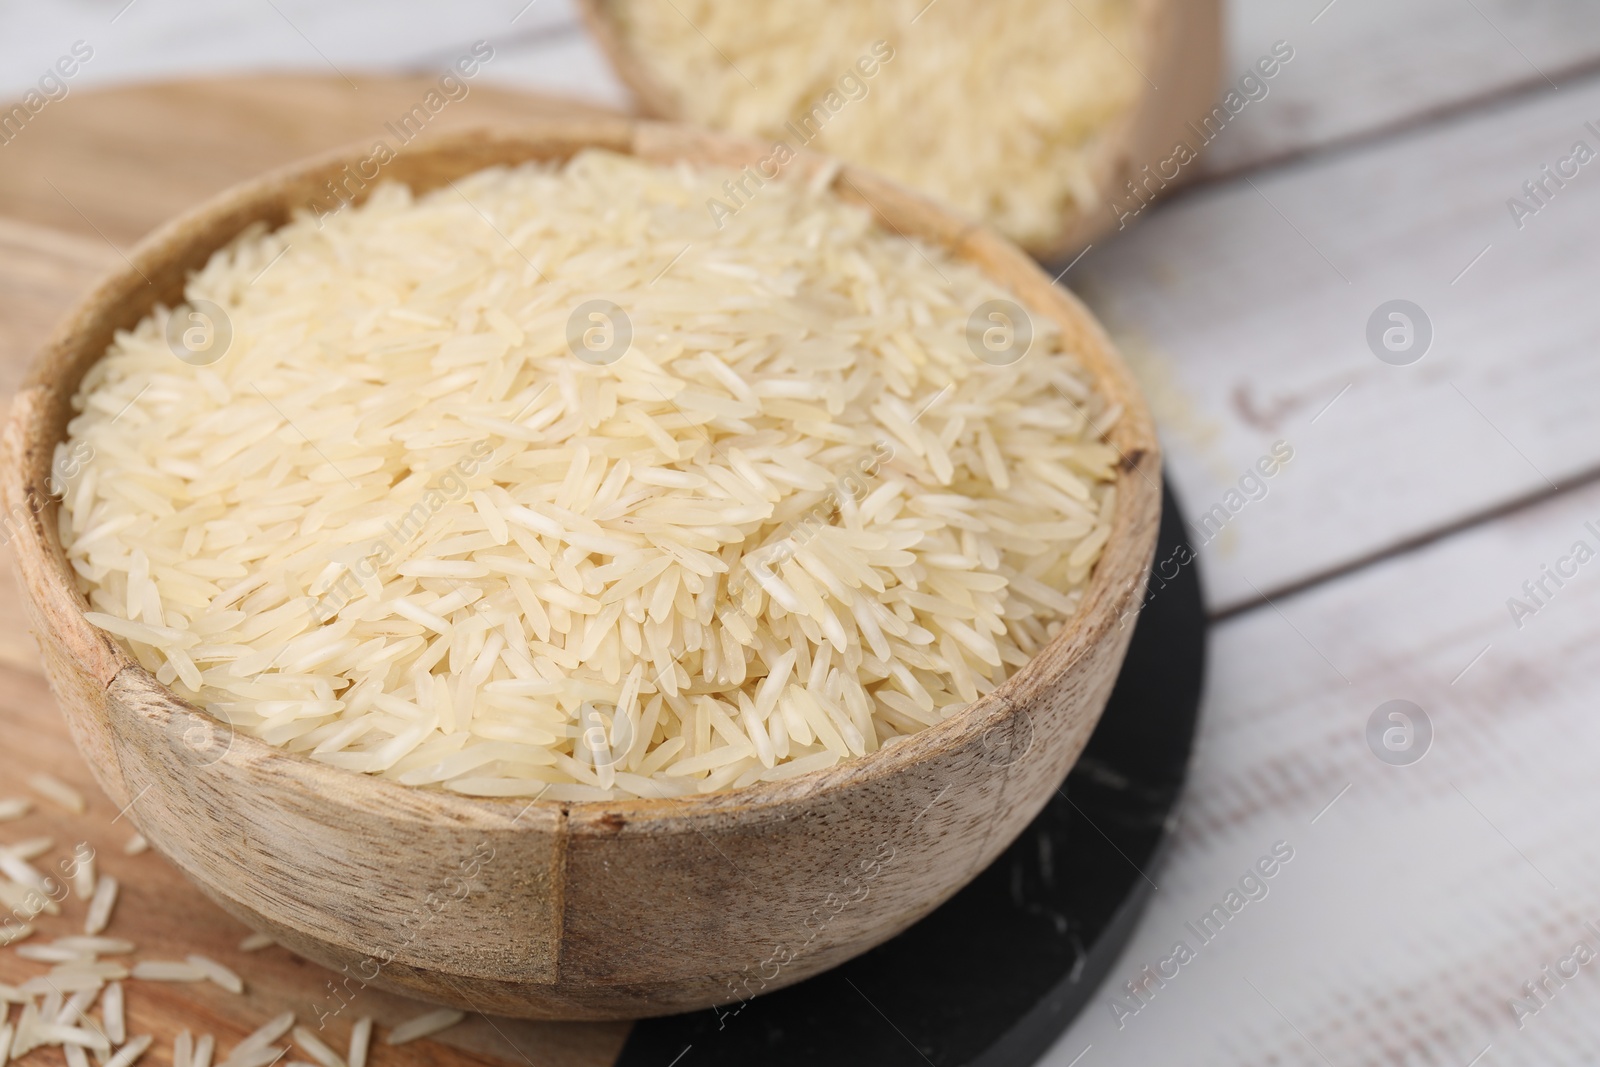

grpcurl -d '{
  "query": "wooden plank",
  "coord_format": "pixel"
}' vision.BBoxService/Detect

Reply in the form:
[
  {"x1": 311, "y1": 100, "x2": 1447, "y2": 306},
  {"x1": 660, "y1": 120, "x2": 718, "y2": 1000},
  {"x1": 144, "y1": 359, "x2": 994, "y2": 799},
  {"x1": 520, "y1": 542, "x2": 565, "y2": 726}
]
[
  {"x1": 0, "y1": 1, "x2": 576, "y2": 100},
  {"x1": 1210, "y1": 0, "x2": 1600, "y2": 173},
  {"x1": 1043, "y1": 474, "x2": 1600, "y2": 1066},
  {"x1": 0, "y1": 74, "x2": 614, "y2": 247},
  {"x1": 1072, "y1": 69, "x2": 1600, "y2": 612}
]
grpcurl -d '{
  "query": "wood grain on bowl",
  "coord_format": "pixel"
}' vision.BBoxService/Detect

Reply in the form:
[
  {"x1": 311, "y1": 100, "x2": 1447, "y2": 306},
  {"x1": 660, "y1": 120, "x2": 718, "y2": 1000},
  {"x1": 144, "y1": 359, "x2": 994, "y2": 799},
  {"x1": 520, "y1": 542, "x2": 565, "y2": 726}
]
[{"x1": 1, "y1": 120, "x2": 1161, "y2": 1020}]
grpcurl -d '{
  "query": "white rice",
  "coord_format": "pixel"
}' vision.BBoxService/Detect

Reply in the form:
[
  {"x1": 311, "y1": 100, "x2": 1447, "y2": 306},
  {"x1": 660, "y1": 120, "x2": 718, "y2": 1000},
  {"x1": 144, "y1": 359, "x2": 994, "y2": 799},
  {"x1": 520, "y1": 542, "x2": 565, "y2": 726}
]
[
  {"x1": 16, "y1": 944, "x2": 90, "y2": 963},
  {"x1": 102, "y1": 982, "x2": 125, "y2": 1044},
  {"x1": 195, "y1": 1034, "x2": 216, "y2": 1067},
  {"x1": 130, "y1": 961, "x2": 207, "y2": 983},
  {"x1": 291, "y1": 1026, "x2": 345, "y2": 1067},
  {"x1": 21, "y1": 974, "x2": 102, "y2": 996},
  {"x1": 85, "y1": 875, "x2": 118, "y2": 935},
  {"x1": 600, "y1": 0, "x2": 1145, "y2": 248},
  {"x1": 237, "y1": 933, "x2": 275, "y2": 952},
  {"x1": 230, "y1": 1012, "x2": 295, "y2": 1062},
  {"x1": 30, "y1": 1024, "x2": 107, "y2": 1052},
  {"x1": 384, "y1": 1008, "x2": 465, "y2": 1046},
  {"x1": 61, "y1": 150, "x2": 1121, "y2": 800},
  {"x1": 122, "y1": 834, "x2": 149, "y2": 856},
  {"x1": 0, "y1": 924, "x2": 33, "y2": 947},
  {"x1": 219, "y1": 1046, "x2": 291, "y2": 1067},
  {"x1": 72, "y1": 842, "x2": 96, "y2": 900},
  {"x1": 0, "y1": 798, "x2": 30, "y2": 821},
  {"x1": 55, "y1": 936, "x2": 136, "y2": 955},
  {"x1": 28, "y1": 775, "x2": 86, "y2": 814},
  {"x1": 1, "y1": 837, "x2": 53, "y2": 861},
  {"x1": 104, "y1": 1035, "x2": 154, "y2": 1067},
  {"x1": 347, "y1": 1018, "x2": 372, "y2": 1067},
  {"x1": 186, "y1": 954, "x2": 244, "y2": 995},
  {"x1": 0, "y1": 852, "x2": 46, "y2": 891}
]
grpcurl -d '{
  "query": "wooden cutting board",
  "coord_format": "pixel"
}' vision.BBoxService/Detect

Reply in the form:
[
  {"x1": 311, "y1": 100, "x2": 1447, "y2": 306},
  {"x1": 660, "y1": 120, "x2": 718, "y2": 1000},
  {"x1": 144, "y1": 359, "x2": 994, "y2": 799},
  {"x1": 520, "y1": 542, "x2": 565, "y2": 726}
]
[{"x1": 0, "y1": 75, "x2": 633, "y2": 1067}]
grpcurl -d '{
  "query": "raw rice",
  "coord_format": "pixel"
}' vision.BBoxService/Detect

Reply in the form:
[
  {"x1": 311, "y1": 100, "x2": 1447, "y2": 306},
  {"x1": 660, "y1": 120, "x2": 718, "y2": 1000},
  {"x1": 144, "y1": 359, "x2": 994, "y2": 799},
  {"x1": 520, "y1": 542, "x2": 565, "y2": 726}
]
[
  {"x1": 85, "y1": 875, "x2": 118, "y2": 935},
  {"x1": 72, "y1": 842, "x2": 96, "y2": 900},
  {"x1": 28, "y1": 775, "x2": 86, "y2": 814},
  {"x1": 30, "y1": 1024, "x2": 108, "y2": 1052},
  {"x1": 104, "y1": 1034, "x2": 154, "y2": 1067},
  {"x1": 0, "y1": 799, "x2": 30, "y2": 821},
  {"x1": 17, "y1": 944, "x2": 91, "y2": 963},
  {"x1": 61, "y1": 151, "x2": 1123, "y2": 800},
  {"x1": 219, "y1": 1046, "x2": 291, "y2": 1067},
  {"x1": 187, "y1": 954, "x2": 245, "y2": 995},
  {"x1": 384, "y1": 1008, "x2": 465, "y2": 1046},
  {"x1": 230, "y1": 1013, "x2": 295, "y2": 1062},
  {"x1": 55, "y1": 936, "x2": 136, "y2": 954},
  {"x1": 237, "y1": 933, "x2": 275, "y2": 952},
  {"x1": 122, "y1": 834, "x2": 149, "y2": 856},
  {"x1": 347, "y1": 1018, "x2": 372, "y2": 1067},
  {"x1": 51, "y1": 962, "x2": 127, "y2": 981},
  {"x1": 599, "y1": 0, "x2": 1145, "y2": 249},
  {"x1": 19, "y1": 974, "x2": 102, "y2": 996},
  {"x1": 195, "y1": 1034, "x2": 216, "y2": 1067},
  {"x1": 0, "y1": 852, "x2": 46, "y2": 891},
  {"x1": 1, "y1": 837, "x2": 53, "y2": 861},
  {"x1": 102, "y1": 981, "x2": 125, "y2": 1044},
  {"x1": 130, "y1": 960, "x2": 208, "y2": 982},
  {"x1": 291, "y1": 1026, "x2": 345, "y2": 1067}
]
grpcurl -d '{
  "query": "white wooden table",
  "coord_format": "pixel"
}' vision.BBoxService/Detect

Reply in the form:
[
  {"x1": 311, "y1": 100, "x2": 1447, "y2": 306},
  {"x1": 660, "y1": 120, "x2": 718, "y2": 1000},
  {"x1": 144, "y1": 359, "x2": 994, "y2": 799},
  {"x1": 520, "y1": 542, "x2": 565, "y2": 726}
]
[{"x1": 5, "y1": 1, "x2": 1600, "y2": 1063}]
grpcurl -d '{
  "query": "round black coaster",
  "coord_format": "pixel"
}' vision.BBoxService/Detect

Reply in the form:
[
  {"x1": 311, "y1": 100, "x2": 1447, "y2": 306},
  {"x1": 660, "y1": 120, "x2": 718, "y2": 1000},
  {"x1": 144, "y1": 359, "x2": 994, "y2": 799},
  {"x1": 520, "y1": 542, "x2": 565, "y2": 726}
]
[{"x1": 617, "y1": 483, "x2": 1206, "y2": 1067}]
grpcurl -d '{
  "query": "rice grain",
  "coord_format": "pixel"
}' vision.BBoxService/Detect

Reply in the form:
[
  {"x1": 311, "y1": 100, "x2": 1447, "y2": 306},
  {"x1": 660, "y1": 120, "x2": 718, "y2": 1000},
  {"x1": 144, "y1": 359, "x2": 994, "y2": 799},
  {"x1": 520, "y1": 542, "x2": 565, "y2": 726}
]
[
  {"x1": 384, "y1": 1009, "x2": 465, "y2": 1046},
  {"x1": 28, "y1": 775, "x2": 86, "y2": 814}
]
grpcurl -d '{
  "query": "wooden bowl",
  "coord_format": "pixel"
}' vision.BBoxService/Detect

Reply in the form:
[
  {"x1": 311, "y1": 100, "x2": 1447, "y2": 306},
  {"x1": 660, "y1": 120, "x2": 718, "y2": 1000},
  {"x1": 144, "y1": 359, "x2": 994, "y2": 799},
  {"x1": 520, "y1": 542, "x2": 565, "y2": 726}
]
[
  {"x1": 1, "y1": 121, "x2": 1161, "y2": 1020},
  {"x1": 577, "y1": 0, "x2": 1224, "y2": 260}
]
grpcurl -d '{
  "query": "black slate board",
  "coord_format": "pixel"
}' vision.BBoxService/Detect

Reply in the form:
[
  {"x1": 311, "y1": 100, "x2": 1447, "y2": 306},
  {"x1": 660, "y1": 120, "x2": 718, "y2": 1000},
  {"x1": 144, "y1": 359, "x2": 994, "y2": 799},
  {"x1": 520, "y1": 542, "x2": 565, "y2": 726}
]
[{"x1": 617, "y1": 483, "x2": 1206, "y2": 1067}]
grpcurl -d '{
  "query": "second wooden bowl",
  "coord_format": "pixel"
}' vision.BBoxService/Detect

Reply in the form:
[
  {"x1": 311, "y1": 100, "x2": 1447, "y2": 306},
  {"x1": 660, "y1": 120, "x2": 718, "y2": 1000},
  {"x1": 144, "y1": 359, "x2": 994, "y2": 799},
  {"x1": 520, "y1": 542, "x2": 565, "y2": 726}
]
[
  {"x1": 1, "y1": 120, "x2": 1161, "y2": 1020},
  {"x1": 578, "y1": 0, "x2": 1224, "y2": 260}
]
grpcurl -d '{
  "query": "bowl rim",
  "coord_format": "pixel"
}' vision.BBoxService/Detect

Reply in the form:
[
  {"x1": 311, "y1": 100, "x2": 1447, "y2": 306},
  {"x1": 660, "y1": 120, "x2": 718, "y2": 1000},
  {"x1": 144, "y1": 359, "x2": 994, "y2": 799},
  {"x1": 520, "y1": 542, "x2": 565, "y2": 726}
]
[{"x1": 1, "y1": 118, "x2": 1162, "y2": 831}]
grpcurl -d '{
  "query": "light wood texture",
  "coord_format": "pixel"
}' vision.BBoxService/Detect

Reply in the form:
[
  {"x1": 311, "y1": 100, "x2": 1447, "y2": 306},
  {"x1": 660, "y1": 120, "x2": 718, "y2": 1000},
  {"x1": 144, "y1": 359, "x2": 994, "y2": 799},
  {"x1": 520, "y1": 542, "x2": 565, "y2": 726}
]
[
  {"x1": 1074, "y1": 67, "x2": 1600, "y2": 613},
  {"x1": 1209, "y1": 0, "x2": 1600, "y2": 174},
  {"x1": 0, "y1": 73, "x2": 614, "y2": 248},
  {"x1": 575, "y1": 0, "x2": 1225, "y2": 260},
  {"x1": 1051, "y1": 473, "x2": 1600, "y2": 1066},
  {"x1": 0, "y1": 120, "x2": 1161, "y2": 1020}
]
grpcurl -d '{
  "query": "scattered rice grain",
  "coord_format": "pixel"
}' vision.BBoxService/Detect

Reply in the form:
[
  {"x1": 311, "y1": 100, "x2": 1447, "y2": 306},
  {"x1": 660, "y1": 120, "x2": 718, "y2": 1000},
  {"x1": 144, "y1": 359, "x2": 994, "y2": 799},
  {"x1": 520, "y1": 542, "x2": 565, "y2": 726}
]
[
  {"x1": 291, "y1": 1027, "x2": 345, "y2": 1067},
  {"x1": 85, "y1": 876, "x2": 118, "y2": 935},
  {"x1": 347, "y1": 1018, "x2": 372, "y2": 1067},
  {"x1": 28, "y1": 775, "x2": 86, "y2": 814},
  {"x1": 104, "y1": 1035, "x2": 154, "y2": 1067},
  {"x1": 384, "y1": 1008, "x2": 465, "y2": 1046},
  {"x1": 185, "y1": 955, "x2": 244, "y2": 995}
]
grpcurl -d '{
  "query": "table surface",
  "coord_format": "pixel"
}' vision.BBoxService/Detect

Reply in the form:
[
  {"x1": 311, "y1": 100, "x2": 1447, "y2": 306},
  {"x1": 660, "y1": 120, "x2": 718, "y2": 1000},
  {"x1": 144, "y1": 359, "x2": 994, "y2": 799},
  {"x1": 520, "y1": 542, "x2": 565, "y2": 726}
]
[{"x1": 4, "y1": 1, "x2": 1600, "y2": 1065}]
